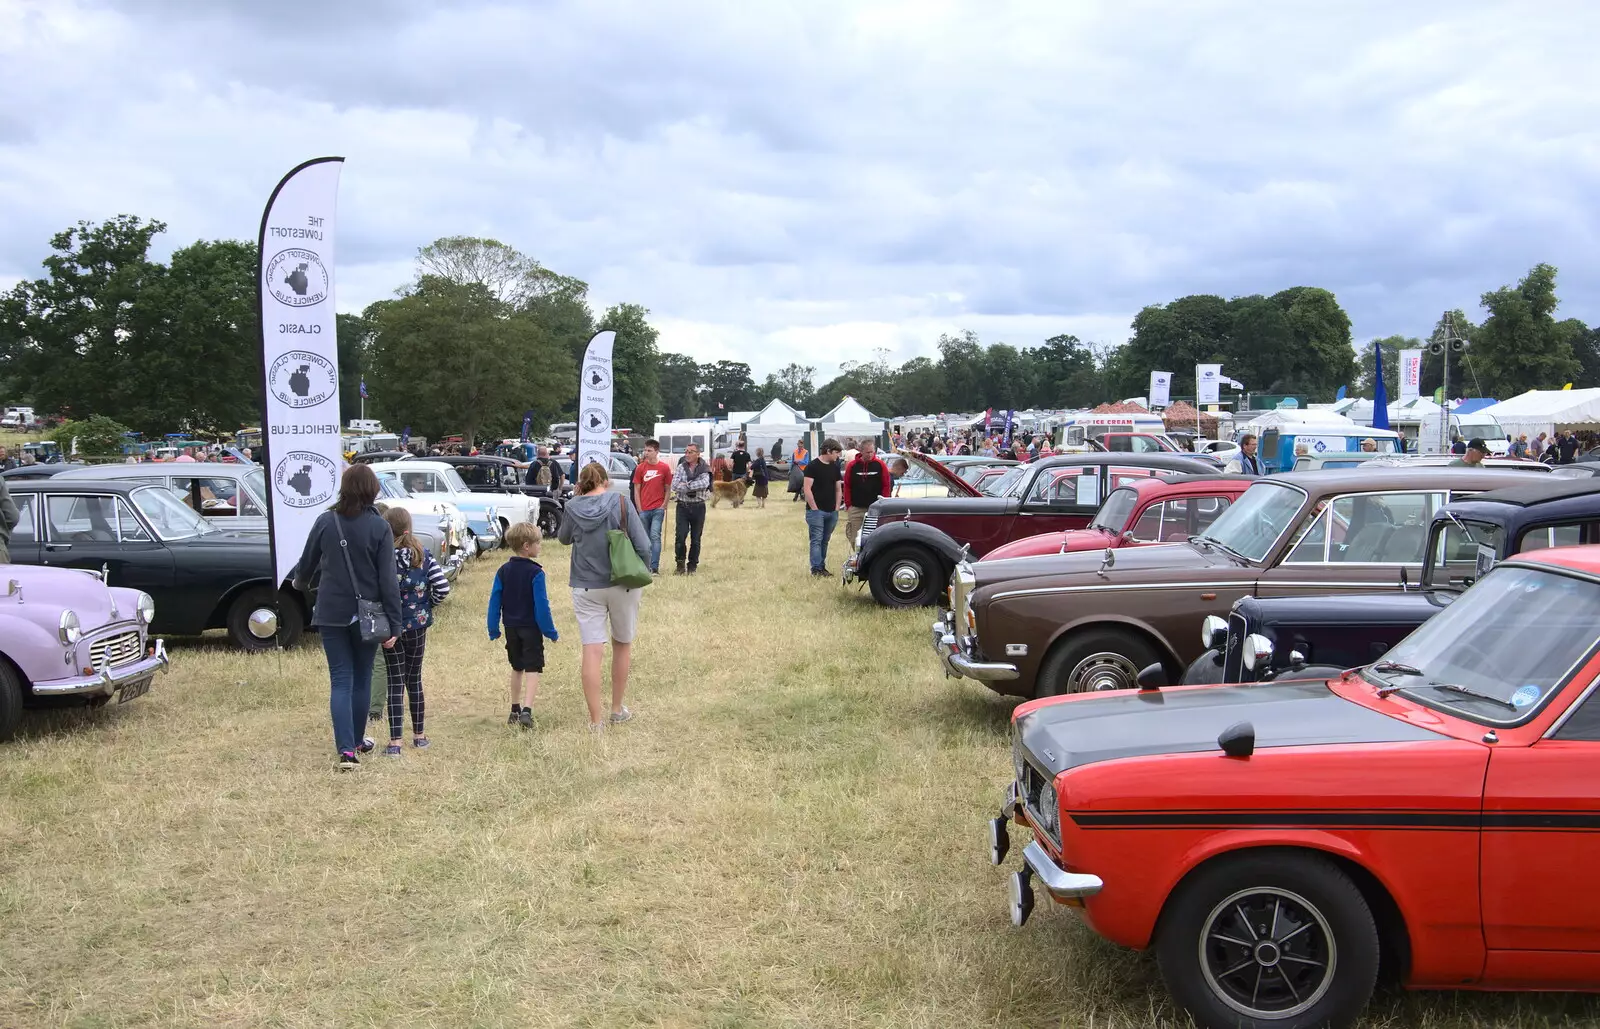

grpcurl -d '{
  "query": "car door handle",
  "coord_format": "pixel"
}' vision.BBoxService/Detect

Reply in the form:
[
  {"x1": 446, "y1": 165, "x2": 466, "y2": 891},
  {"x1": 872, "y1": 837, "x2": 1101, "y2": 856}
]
[{"x1": 45, "y1": 542, "x2": 72, "y2": 551}]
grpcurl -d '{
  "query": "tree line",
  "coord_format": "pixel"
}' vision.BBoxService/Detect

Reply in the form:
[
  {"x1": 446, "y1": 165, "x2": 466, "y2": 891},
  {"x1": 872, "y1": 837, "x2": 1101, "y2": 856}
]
[{"x1": 2, "y1": 216, "x2": 1593, "y2": 442}]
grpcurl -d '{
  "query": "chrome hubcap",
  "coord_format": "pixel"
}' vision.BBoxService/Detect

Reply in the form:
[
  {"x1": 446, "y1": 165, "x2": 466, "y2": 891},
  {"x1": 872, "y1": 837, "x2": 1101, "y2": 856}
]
[
  {"x1": 889, "y1": 562, "x2": 922, "y2": 593},
  {"x1": 1067, "y1": 651, "x2": 1139, "y2": 692},
  {"x1": 247, "y1": 607, "x2": 278, "y2": 639},
  {"x1": 1200, "y1": 887, "x2": 1335, "y2": 1019}
]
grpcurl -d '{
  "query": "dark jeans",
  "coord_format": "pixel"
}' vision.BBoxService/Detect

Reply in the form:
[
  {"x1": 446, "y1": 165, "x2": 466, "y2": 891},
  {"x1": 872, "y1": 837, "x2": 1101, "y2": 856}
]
[
  {"x1": 806, "y1": 508, "x2": 838, "y2": 572},
  {"x1": 384, "y1": 627, "x2": 428, "y2": 739},
  {"x1": 322, "y1": 622, "x2": 379, "y2": 755},
  {"x1": 674, "y1": 501, "x2": 705, "y2": 568}
]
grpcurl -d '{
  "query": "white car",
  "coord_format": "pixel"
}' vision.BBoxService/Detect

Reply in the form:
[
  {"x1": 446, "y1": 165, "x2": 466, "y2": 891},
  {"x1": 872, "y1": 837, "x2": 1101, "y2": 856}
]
[
  {"x1": 367, "y1": 460, "x2": 535, "y2": 550},
  {"x1": 375, "y1": 475, "x2": 471, "y2": 571}
]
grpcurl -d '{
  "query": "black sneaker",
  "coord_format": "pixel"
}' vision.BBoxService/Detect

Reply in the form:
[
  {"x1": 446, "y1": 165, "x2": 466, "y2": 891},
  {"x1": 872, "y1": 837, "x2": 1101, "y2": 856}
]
[
  {"x1": 687, "y1": 565, "x2": 698, "y2": 575},
  {"x1": 819, "y1": 567, "x2": 833, "y2": 577},
  {"x1": 508, "y1": 707, "x2": 521, "y2": 725},
  {"x1": 674, "y1": 564, "x2": 686, "y2": 575},
  {"x1": 518, "y1": 708, "x2": 534, "y2": 729},
  {"x1": 357, "y1": 737, "x2": 375, "y2": 754},
  {"x1": 338, "y1": 751, "x2": 359, "y2": 770}
]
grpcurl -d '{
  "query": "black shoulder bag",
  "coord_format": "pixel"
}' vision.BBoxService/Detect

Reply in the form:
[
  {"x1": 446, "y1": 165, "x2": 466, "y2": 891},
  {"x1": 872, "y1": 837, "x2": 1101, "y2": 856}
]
[{"x1": 333, "y1": 515, "x2": 391, "y2": 643}]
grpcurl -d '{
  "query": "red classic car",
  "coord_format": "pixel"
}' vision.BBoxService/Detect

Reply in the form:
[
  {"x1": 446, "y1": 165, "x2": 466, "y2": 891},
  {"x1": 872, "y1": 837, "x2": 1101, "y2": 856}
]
[
  {"x1": 983, "y1": 475, "x2": 1251, "y2": 561},
  {"x1": 843, "y1": 451, "x2": 1216, "y2": 607},
  {"x1": 992, "y1": 544, "x2": 1600, "y2": 1028}
]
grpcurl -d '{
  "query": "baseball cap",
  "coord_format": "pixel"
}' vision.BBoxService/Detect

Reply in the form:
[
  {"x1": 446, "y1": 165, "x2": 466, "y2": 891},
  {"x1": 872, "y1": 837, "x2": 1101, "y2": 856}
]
[{"x1": 1468, "y1": 438, "x2": 1488, "y2": 452}]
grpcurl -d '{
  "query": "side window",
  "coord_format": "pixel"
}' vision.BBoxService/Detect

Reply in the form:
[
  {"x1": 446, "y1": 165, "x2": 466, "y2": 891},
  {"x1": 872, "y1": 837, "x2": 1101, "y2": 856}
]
[
  {"x1": 1433, "y1": 521, "x2": 1502, "y2": 586},
  {"x1": 45, "y1": 495, "x2": 119, "y2": 542},
  {"x1": 115, "y1": 499, "x2": 153, "y2": 542},
  {"x1": 1284, "y1": 505, "x2": 1330, "y2": 563},
  {"x1": 1518, "y1": 523, "x2": 1587, "y2": 553},
  {"x1": 1194, "y1": 496, "x2": 1231, "y2": 532},
  {"x1": 1129, "y1": 503, "x2": 1165, "y2": 542},
  {"x1": 402, "y1": 472, "x2": 440, "y2": 494},
  {"x1": 9, "y1": 495, "x2": 35, "y2": 544},
  {"x1": 1553, "y1": 679, "x2": 1600, "y2": 741},
  {"x1": 190, "y1": 477, "x2": 255, "y2": 516},
  {"x1": 1329, "y1": 493, "x2": 1435, "y2": 563}
]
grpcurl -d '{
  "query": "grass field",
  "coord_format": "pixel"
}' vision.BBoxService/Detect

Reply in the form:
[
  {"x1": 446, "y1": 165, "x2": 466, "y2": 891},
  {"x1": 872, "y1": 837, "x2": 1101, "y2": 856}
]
[{"x1": 3, "y1": 502, "x2": 1600, "y2": 1028}]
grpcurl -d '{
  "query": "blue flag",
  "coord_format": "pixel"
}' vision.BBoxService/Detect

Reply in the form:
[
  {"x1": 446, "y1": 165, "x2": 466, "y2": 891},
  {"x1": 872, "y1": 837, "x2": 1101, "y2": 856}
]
[
  {"x1": 1002, "y1": 408, "x2": 1015, "y2": 448},
  {"x1": 400, "y1": 425, "x2": 410, "y2": 448},
  {"x1": 1371, "y1": 343, "x2": 1391, "y2": 430},
  {"x1": 520, "y1": 409, "x2": 533, "y2": 443},
  {"x1": 359, "y1": 379, "x2": 368, "y2": 399},
  {"x1": 1335, "y1": 385, "x2": 1347, "y2": 401}
]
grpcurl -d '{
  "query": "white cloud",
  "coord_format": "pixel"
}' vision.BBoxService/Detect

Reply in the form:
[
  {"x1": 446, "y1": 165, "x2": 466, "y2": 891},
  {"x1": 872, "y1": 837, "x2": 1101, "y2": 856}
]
[{"x1": 2, "y1": 0, "x2": 1598, "y2": 384}]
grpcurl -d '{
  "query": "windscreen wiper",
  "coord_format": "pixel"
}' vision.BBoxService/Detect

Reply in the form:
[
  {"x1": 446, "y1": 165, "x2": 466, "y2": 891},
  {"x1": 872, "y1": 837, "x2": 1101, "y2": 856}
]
[
  {"x1": 1372, "y1": 661, "x2": 1425, "y2": 697},
  {"x1": 1443, "y1": 510, "x2": 1476, "y2": 544},
  {"x1": 1412, "y1": 682, "x2": 1521, "y2": 711}
]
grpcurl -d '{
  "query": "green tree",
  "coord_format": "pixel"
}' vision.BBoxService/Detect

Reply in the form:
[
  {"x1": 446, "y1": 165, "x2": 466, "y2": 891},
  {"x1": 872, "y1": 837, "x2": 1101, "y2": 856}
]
[
  {"x1": 979, "y1": 343, "x2": 1030, "y2": 410},
  {"x1": 1569, "y1": 323, "x2": 1600, "y2": 389},
  {"x1": 761, "y1": 363, "x2": 818, "y2": 412},
  {"x1": 1354, "y1": 335, "x2": 1412, "y2": 398},
  {"x1": 336, "y1": 311, "x2": 374, "y2": 425},
  {"x1": 366, "y1": 276, "x2": 574, "y2": 443},
  {"x1": 1270, "y1": 286, "x2": 1356, "y2": 397},
  {"x1": 1472, "y1": 264, "x2": 1580, "y2": 396},
  {"x1": 50, "y1": 414, "x2": 131, "y2": 457},
  {"x1": 1026, "y1": 334, "x2": 1101, "y2": 408},
  {"x1": 936, "y1": 331, "x2": 985, "y2": 410},
  {"x1": 140, "y1": 239, "x2": 261, "y2": 433},
  {"x1": 0, "y1": 216, "x2": 168, "y2": 424},
  {"x1": 697, "y1": 360, "x2": 758, "y2": 413},
  {"x1": 657, "y1": 353, "x2": 700, "y2": 419},
  {"x1": 893, "y1": 356, "x2": 945, "y2": 413},
  {"x1": 596, "y1": 303, "x2": 661, "y2": 434}
]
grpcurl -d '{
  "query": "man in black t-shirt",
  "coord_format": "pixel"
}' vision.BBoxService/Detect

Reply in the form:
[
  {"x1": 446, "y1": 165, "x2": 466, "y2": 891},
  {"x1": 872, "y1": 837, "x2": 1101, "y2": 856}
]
[
  {"x1": 730, "y1": 440, "x2": 751, "y2": 480},
  {"x1": 802, "y1": 438, "x2": 844, "y2": 577}
]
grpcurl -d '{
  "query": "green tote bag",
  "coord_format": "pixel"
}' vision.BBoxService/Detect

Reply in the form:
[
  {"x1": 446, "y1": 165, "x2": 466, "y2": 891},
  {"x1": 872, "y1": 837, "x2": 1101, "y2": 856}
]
[{"x1": 609, "y1": 493, "x2": 654, "y2": 589}]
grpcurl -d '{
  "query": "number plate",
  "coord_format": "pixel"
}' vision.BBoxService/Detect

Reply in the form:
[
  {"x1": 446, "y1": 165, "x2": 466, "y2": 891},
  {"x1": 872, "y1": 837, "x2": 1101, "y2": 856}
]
[{"x1": 117, "y1": 676, "x2": 152, "y2": 704}]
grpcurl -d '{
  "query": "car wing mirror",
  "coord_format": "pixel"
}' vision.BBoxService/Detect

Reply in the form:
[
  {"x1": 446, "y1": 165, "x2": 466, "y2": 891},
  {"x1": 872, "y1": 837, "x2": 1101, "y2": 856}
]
[
  {"x1": 1136, "y1": 662, "x2": 1168, "y2": 691},
  {"x1": 1218, "y1": 721, "x2": 1255, "y2": 758}
]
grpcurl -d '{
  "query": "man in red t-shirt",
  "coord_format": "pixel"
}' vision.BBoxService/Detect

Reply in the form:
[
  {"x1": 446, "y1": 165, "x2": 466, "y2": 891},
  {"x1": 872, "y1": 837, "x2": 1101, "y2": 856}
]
[{"x1": 631, "y1": 439, "x2": 672, "y2": 574}]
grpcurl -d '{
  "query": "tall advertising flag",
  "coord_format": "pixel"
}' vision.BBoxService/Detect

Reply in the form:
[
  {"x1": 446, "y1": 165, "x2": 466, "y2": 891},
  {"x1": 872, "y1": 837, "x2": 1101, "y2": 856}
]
[
  {"x1": 520, "y1": 409, "x2": 533, "y2": 443},
  {"x1": 1149, "y1": 371, "x2": 1172, "y2": 408},
  {"x1": 1371, "y1": 340, "x2": 1392, "y2": 430},
  {"x1": 1399, "y1": 349, "x2": 1423, "y2": 402},
  {"x1": 983, "y1": 408, "x2": 993, "y2": 435},
  {"x1": 1002, "y1": 408, "x2": 1015, "y2": 448},
  {"x1": 576, "y1": 331, "x2": 617, "y2": 473},
  {"x1": 257, "y1": 156, "x2": 344, "y2": 595},
  {"x1": 1196, "y1": 364, "x2": 1222, "y2": 405}
]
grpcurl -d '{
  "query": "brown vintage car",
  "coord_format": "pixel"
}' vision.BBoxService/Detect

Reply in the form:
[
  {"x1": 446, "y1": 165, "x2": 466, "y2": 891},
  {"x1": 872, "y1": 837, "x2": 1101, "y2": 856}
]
[{"x1": 933, "y1": 467, "x2": 1536, "y2": 698}]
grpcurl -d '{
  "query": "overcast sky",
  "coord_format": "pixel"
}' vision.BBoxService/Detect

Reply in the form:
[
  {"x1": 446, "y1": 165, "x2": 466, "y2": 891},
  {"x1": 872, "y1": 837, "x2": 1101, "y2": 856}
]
[{"x1": 2, "y1": 0, "x2": 1597, "y2": 381}]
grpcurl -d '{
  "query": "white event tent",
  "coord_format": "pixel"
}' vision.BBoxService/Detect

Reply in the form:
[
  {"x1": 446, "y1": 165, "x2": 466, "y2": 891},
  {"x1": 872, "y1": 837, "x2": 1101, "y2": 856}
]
[
  {"x1": 1482, "y1": 389, "x2": 1600, "y2": 440},
  {"x1": 815, "y1": 396, "x2": 888, "y2": 449}
]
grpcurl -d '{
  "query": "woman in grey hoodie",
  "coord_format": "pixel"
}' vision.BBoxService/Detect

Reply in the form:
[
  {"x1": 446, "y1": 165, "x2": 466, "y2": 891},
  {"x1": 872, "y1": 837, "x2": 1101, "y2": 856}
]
[{"x1": 557, "y1": 461, "x2": 653, "y2": 731}]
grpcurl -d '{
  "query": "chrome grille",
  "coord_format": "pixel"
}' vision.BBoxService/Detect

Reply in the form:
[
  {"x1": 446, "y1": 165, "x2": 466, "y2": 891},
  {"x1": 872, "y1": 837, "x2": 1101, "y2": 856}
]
[
  {"x1": 860, "y1": 510, "x2": 878, "y2": 541},
  {"x1": 90, "y1": 630, "x2": 142, "y2": 669},
  {"x1": 1222, "y1": 611, "x2": 1249, "y2": 682}
]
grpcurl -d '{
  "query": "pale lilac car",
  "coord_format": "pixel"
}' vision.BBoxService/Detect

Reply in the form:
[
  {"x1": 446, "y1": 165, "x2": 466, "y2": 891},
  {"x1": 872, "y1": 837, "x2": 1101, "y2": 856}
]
[{"x1": 0, "y1": 563, "x2": 168, "y2": 742}]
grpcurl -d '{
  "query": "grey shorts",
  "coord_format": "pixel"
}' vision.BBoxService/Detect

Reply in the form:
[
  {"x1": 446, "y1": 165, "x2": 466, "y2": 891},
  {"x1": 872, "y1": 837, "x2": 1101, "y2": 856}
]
[{"x1": 571, "y1": 585, "x2": 642, "y2": 645}]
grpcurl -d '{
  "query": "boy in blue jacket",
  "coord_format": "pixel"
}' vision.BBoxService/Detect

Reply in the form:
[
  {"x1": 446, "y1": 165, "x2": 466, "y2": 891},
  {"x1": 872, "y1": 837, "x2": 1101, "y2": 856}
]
[{"x1": 487, "y1": 522, "x2": 559, "y2": 728}]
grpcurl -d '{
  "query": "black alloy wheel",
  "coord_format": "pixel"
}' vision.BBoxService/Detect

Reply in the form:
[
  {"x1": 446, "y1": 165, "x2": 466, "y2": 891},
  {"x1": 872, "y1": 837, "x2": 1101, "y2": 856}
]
[{"x1": 1156, "y1": 851, "x2": 1379, "y2": 1029}]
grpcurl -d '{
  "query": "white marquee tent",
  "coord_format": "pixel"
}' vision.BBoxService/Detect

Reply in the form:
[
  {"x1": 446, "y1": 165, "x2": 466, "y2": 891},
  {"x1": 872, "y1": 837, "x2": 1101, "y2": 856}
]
[
  {"x1": 815, "y1": 395, "x2": 888, "y2": 448},
  {"x1": 1482, "y1": 389, "x2": 1600, "y2": 440}
]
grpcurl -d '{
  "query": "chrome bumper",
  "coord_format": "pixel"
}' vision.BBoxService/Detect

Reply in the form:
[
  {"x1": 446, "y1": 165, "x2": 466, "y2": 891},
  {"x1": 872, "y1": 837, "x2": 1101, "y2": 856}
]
[
  {"x1": 1022, "y1": 840, "x2": 1104, "y2": 902},
  {"x1": 33, "y1": 639, "x2": 169, "y2": 697},
  {"x1": 841, "y1": 555, "x2": 859, "y2": 586},
  {"x1": 932, "y1": 619, "x2": 1019, "y2": 681},
  {"x1": 993, "y1": 781, "x2": 1103, "y2": 927}
]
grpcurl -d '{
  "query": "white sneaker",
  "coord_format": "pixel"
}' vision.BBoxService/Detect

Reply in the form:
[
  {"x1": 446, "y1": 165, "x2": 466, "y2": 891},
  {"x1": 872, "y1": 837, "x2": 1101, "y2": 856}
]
[
  {"x1": 609, "y1": 706, "x2": 634, "y2": 725},
  {"x1": 588, "y1": 722, "x2": 605, "y2": 734}
]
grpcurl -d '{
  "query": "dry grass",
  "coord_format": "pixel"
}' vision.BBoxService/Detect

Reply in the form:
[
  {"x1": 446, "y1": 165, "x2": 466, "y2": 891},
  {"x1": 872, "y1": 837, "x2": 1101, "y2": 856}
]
[{"x1": 2, "y1": 502, "x2": 1598, "y2": 1028}]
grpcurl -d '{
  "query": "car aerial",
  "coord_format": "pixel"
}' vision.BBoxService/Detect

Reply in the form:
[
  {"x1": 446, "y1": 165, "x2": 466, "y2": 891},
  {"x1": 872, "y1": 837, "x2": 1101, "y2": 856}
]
[
  {"x1": 983, "y1": 475, "x2": 1252, "y2": 561},
  {"x1": 0, "y1": 563, "x2": 168, "y2": 742},
  {"x1": 992, "y1": 544, "x2": 1600, "y2": 1029},
  {"x1": 430, "y1": 455, "x2": 563, "y2": 537},
  {"x1": 1177, "y1": 475, "x2": 1600, "y2": 687},
  {"x1": 935, "y1": 467, "x2": 1533, "y2": 697},
  {"x1": 845, "y1": 451, "x2": 1216, "y2": 608},
  {"x1": 4, "y1": 479, "x2": 311, "y2": 651},
  {"x1": 367, "y1": 460, "x2": 532, "y2": 549}
]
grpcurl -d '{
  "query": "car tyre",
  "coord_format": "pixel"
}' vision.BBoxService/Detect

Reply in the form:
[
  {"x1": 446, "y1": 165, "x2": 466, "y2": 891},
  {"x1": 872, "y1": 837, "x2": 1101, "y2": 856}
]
[
  {"x1": 0, "y1": 660, "x2": 24, "y2": 743},
  {"x1": 538, "y1": 506, "x2": 560, "y2": 538},
  {"x1": 227, "y1": 587, "x2": 305, "y2": 652},
  {"x1": 868, "y1": 545, "x2": 941, "y2": 608},
  {"x1": 1037, "y1": 628, "x2": 1160, "y2": 697},
  {"x1": 1156, "y1": 851, "x2": 1378, "y2": 1029}
]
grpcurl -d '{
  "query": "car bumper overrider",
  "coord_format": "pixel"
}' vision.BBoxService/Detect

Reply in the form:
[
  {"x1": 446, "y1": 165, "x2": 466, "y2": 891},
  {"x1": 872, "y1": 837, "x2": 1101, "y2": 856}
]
[
  {"x1": 33, "y1": 639, "x2": 169, "y2": 698},
  {"x1": 931, "y1": 617, "x2": 1018, "y2": 681},
  {"x1": 841, "y1": 554, "x2": 859, "y2": 586},
  {"x1": 990, "y1": 781, "x2": 1104, "y2": 927}
]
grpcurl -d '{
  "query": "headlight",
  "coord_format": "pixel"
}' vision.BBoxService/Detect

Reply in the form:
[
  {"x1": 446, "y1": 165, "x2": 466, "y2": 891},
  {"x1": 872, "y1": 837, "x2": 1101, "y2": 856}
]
[
  {"x1": 1012, "y1": 736, "x2": 1027, "y2": 784},
  {"x1": 1036, "y1": 780, "x2": 1060, "y2": 835},
  {"x1": 1241, "y1": 633, "x2": 1274, "y2": 671},
  {"x1": 1201, "y1": 614, "x2": 1227, "y2": 650},
  {"x1": 59, "y1": 609, "x2": 82, "y2": 645},
  {"x1": 136, "y1": 592, "x2": 156, "y2": 625}
]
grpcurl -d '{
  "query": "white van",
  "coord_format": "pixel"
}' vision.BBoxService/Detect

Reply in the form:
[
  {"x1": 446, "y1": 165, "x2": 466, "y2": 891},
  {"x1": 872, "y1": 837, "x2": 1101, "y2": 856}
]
[
  {"x1": 2, "y1": 406, "x2": 36, "y2": 429},
  {"x1": 652, "y1": 421, "x2": 715, "y2": 458}
]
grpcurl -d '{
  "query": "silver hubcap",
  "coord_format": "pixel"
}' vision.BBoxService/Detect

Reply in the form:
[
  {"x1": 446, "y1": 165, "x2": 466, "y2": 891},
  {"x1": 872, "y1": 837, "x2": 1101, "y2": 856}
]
[
  {"x1": 1199, "y1": 887, "x2": 1336, "y2": 1019},
  {"x1": 1067, "y1": 651, "x2": 1139, "y2": 692},
  {"x1": 247, "y1": 607, "x2": 278, "y2": 639},
  {"x1": 889, "y1": 561, "x2": 922, "y2": 593}
]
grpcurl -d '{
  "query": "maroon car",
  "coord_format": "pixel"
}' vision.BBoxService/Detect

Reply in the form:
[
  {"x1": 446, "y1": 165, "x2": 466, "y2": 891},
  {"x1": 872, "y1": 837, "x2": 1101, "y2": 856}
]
[
  {"x1": 842, "y1": 451, "x2": 1217, "y2": 607},
  {"x1": 983, "y1": 474, "x2": 1252, "y2": 561}
]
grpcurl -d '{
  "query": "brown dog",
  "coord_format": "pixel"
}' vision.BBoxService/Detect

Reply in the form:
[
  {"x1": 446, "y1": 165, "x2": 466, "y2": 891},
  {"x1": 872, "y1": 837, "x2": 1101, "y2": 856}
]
[{"x1": 710, "y1": 479, "x2": 749, "y2": 508}]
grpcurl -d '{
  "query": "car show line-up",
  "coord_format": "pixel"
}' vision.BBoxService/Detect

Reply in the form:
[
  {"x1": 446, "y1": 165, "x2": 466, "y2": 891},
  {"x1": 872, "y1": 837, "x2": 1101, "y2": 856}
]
[
  {"x1": 933, "y1": 467, "x2": 1533, "y2": 697},
  {"x1": 992, "y1": 545, "x2": 1600, "y2": 1029},
  {"x1": 844, "y1": 451, "x2": 1217, "y2": 608}
]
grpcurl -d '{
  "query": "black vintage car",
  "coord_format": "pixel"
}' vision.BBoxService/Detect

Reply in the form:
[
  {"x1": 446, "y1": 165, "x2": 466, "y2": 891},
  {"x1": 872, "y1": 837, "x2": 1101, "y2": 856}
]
[
  {"x1": 432, "y1": 455, "x2": 563, "y2": 536},
  {"x1": 1173, "y1": 477, "x2": 1600, "y2": 685},
  {"x1": 5, "y1": 479, "x2": 310, "y2": 651}
]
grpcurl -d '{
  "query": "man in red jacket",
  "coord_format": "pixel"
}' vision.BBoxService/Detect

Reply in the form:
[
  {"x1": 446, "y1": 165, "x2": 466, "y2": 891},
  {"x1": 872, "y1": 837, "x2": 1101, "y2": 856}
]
[{"x1": 841, "y1": 437, "x2": 893, "y2": 554}]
